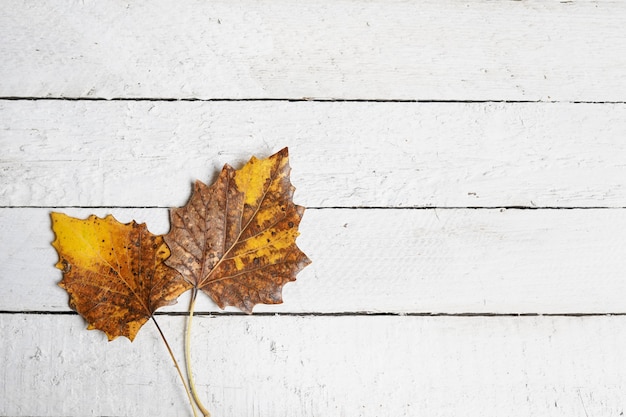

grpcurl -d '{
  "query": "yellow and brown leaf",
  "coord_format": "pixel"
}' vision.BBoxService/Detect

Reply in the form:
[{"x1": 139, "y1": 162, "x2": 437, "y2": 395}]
[
  {"x1": 51, "y1": 213, "x2": 191, "y2": 341},
  {"x1": 164, "y1": 147, "x2": 311, "y2": 313}
]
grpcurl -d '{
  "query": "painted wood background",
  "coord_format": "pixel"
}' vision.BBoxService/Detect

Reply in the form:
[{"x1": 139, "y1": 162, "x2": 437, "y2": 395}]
[{"x1": 2, "y1": 1, "x2": 626, "y2": 416}]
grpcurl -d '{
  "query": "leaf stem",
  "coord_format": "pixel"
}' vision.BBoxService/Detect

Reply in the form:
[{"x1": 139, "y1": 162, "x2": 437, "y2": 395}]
[
  {"x1": 151, "y1": 316, "x2": 199, "y2": 417},
  {"x1": 186, "y1": 287, "x2": 211, "y2": 417}
]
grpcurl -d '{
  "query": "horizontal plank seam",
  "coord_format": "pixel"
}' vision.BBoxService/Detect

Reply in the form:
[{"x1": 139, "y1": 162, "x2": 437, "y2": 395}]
[
  {"x1": 2, "y1": 311, "x2": 626, "y2": 318},
  {"x1": 3, "y1": 206, "x2": 626, "y2": 210},
  {"x1": 1, "y1": 97, "x2": 625, "y2": 105},
  {"x1": 309, "y1": 206, "x2": 626, "y2": 210}
]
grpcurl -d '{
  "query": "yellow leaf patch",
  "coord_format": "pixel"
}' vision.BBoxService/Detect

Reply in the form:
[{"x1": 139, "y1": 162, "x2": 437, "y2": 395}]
[{"x1": 51, "y1": 213, "x2": 191, "y2": 341}]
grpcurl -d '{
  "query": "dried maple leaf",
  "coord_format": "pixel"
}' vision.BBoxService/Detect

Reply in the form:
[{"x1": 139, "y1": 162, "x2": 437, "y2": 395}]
[
  {"x1": 164, "y1": 147, "x2": 311, "y2": 313},
  {"x1": 51, "y1": 213, "x2": 192, "y2": 341}
]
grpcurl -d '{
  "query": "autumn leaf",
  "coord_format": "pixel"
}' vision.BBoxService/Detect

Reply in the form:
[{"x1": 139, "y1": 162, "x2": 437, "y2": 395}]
[
  {"x1": 51, "y1": 213, "x2": 192, "y2": 341},
  {"x1": 164, "y1": 147, "x2": 311, "y2": 313}
]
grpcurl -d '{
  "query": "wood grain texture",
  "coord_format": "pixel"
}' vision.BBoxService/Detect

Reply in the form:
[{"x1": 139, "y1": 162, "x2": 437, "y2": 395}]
[
  {"x1": 2, "y1": 100, "x2": 626, "y2": 208},
  {"x1": 2, "y1": 314, "x2": 626, "y2": 417},
  {"x1": 4, "y1": 207, "x2": 626, "y2": 314},
  {"x1": 3, "y1": 1, "x2": 626, "y2": 415},
  {"x1": 1, "y1": 1, "x2": 626, "y2": 101}
]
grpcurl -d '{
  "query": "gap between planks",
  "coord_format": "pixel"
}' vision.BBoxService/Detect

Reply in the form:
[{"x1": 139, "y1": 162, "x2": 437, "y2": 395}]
[
  {"x1": 3, "y1": 206, "x2": 626, "y2": 210},
  {"x1": 2, "y1": 96, "x2": 626, "y2": 104},
  {"x1": 3, "y1": 311, "x2": 626, "y2": 318}
]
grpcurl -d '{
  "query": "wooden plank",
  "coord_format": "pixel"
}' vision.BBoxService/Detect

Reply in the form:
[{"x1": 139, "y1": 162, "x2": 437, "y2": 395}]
[
  {"x1": 2, "y1": 100, "x2": 626, "y2": 208},
  {"x1": 2, "y1": 314, "x2": 626, "y2": 417},
  {"x1": 1, "y1": 1, "x2": 626, "y2": 101},
  {"x1": 4, "y1": 207, "x2": 626, "y2": 314}
]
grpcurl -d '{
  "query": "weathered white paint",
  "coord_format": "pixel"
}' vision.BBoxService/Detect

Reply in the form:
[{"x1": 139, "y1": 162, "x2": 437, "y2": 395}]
[
  {"x1": 4, "y1": 207, "x2": 626, "y2": 315},
  {"x1": 1, "y1": 1, "x2": 626, "y2": 101},
  {"x1": 2, "y1": 314, "x2": 626, "y2": 417},
  {"x1": 2, "y1": 100, "x2": 626, "y2": 208},
  {"x1": 3, "y1": 1, "x2": 626, "y2": 416}
]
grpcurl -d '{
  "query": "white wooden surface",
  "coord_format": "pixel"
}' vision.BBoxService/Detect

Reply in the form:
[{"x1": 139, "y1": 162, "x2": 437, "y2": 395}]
[
  {"x1": 3, "y1": 101, "x2": 626, "y2": 208},
  {"x1": 4, "y1": 207, "x2": 626, "y2": 315},
  {"x1": 3, "y1": 314, "x2": 626, "y2": 417},
  {"x1": 2, "y1": 1, "x2": 626, "y2": 101},
  {"x1": 2, "y1": 1, "x2": 626, "y2": 416}
]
